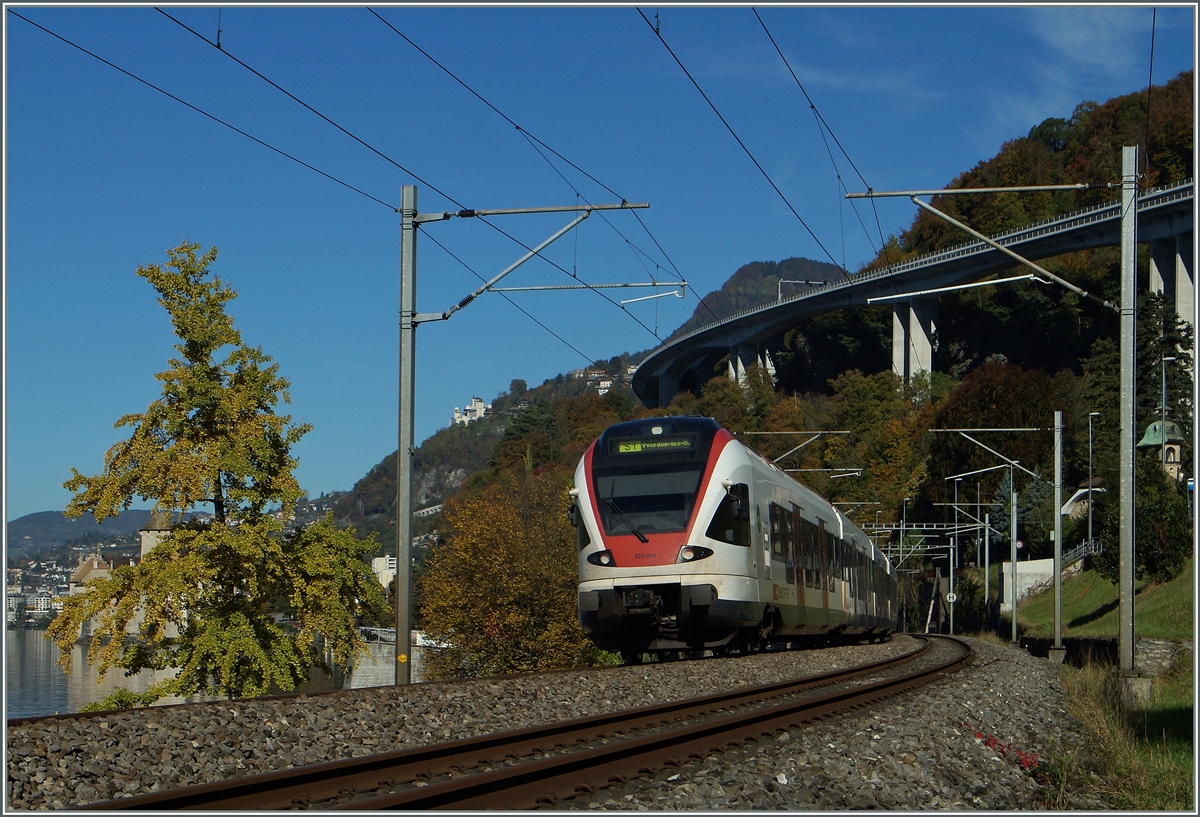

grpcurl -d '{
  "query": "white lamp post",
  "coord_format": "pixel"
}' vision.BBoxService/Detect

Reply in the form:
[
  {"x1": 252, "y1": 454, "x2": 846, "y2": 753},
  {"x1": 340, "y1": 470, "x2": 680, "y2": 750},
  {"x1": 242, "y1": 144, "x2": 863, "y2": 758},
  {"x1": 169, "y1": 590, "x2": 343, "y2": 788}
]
[{"x1": 1088, "y1": 411, "x2": 1100, "y2": 549}]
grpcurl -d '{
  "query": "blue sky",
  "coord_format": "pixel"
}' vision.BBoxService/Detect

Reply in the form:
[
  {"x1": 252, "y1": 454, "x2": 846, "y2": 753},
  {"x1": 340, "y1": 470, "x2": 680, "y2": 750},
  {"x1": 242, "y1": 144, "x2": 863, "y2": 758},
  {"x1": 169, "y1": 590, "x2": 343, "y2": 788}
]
[{"x1": 4, "y1": 4, "x2": 1195, "y2": 521}]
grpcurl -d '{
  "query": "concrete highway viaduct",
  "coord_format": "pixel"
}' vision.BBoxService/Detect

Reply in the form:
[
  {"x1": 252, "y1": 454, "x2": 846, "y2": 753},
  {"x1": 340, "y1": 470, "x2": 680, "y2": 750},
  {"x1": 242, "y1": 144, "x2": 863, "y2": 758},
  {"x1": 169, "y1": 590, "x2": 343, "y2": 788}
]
[{"x1": 632, "y1": 179, "x2": 1194, "y2": 408}]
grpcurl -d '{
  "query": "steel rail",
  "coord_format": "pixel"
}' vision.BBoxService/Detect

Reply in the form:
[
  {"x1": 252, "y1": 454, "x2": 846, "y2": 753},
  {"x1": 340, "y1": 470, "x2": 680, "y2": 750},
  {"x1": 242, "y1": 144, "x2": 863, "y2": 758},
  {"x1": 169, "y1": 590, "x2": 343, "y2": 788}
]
[
  {"x1": 348, "y1": 636, "x2": 972, "y2": 810},
  {"x1": 76, "y1": 639, "x2": 938, "y2": 811}
]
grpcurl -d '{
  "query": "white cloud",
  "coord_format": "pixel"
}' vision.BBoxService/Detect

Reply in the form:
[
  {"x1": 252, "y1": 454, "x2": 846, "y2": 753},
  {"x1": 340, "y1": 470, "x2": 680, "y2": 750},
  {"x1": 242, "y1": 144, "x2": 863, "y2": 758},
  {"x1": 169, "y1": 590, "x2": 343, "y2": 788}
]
[{"x1": 1023, "y1": 7, "x2": 1151, "y2": 76}]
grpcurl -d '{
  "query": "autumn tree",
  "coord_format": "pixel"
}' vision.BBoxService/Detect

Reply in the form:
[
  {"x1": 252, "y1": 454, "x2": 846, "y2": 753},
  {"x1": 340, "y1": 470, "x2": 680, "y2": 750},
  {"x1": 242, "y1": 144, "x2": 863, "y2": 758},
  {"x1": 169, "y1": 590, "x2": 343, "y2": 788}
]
[
  {"x1": 419, "y1": 467, "x2": 609, "y2": 678},
  {"x1": 47, "y1": 242, "x2": 389, "y2": 706}
]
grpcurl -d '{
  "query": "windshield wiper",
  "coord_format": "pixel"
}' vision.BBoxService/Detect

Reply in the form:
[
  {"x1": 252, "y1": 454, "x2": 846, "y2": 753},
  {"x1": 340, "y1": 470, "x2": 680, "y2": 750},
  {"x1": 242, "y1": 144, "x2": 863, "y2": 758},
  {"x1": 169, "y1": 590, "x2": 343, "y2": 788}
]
[{"x1": 606, "y1": 499, "x2": 649, "y2": 543}]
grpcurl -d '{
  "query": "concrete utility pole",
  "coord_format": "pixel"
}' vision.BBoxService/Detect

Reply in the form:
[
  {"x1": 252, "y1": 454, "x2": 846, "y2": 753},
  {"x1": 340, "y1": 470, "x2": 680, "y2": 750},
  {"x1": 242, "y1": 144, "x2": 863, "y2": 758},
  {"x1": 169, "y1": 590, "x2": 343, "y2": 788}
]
[
  {"x1": 395, "y1": 185, "x2": 648, "y2": 684},
  {"x1": 397, "y1": 185, "x2": 418, "y2": 685},
  {"x1": 1118, "y1": 146, "x2": 1144, "y2": 700}
]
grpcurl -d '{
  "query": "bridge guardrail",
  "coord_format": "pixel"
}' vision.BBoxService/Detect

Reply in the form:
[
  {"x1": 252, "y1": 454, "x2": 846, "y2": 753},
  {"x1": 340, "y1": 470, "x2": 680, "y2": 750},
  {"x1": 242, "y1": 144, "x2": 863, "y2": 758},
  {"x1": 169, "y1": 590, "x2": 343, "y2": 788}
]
[{"x1": 666, "y1": 179, "x2": 1193, "y2": 346}]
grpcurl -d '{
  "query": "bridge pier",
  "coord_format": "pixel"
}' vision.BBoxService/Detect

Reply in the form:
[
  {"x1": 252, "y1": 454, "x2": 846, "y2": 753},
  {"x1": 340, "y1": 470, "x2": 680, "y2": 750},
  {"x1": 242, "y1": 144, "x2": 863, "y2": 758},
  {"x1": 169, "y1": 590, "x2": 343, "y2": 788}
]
[
  {"x1": 1150, "y1": 231, "x2": 1194, "y2": 327},
  {"x1": 891, "y1": 299, "x2": 938, "y2": 384},
  {"x1": 727, "y1": 345, "x2": 776, "y2": 386}
]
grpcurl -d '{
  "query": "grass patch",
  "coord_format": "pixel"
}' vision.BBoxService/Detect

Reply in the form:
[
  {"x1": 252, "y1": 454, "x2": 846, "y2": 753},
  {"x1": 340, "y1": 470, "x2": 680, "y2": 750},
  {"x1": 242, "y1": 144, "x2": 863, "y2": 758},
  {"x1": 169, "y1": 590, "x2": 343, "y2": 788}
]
[
  {"x1": 1017, "y1": 558, "x2": 1193, "y2": 640},
  {"x1": 1041, "y1": 650, "x2": 1194, "y2": 810},
  {"x1": 1009, "y1": 559, "x2": 1193, "y2": 809}
]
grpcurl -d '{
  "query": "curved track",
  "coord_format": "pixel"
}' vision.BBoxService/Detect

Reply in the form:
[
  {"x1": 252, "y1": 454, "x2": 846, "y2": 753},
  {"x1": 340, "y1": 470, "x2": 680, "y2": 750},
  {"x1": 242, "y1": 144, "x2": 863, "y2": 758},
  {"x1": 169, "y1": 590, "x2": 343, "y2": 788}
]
[{"x1": 77, "y1": 636, "x2": 971, "y2": 811}]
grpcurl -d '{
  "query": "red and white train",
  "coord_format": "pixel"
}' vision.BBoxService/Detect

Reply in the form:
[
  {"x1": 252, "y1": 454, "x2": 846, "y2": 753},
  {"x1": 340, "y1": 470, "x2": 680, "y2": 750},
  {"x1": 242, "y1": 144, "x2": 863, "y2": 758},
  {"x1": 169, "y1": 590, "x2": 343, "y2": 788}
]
[{"x1": 571, "y1": 416, "x2": 896, "y2": 661}]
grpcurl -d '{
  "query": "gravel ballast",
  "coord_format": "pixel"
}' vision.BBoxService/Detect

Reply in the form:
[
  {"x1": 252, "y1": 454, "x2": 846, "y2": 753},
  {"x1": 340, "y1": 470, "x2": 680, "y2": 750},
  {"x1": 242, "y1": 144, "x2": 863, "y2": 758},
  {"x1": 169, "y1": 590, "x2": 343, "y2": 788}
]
[{"x1": 5, "y1": 635, "x2": 1097, "y2": 810}]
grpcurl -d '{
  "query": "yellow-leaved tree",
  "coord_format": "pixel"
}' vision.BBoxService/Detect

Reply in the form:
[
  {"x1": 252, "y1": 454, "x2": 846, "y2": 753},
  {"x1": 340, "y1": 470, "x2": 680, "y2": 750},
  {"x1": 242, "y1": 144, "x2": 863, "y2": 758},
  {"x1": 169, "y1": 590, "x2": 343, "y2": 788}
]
[
  {"x1": 419, "y1": 467, "x2": 608, "y2": 678},
  {"x1": 47, "y1": 242, "x2": 390, "y2": 708}
]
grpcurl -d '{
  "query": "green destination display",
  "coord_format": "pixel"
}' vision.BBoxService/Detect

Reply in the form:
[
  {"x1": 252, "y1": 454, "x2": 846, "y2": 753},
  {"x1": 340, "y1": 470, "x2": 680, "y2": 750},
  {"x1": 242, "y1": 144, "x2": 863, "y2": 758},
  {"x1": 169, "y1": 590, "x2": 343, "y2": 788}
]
[{"x1": 612, "y1": 436, "x2": 694, "y2": 455}]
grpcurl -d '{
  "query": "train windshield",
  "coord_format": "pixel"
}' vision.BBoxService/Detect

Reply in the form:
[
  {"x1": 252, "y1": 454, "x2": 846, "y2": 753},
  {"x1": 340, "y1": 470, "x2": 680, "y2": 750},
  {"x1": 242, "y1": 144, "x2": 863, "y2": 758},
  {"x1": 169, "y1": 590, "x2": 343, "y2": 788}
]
[
  {"x1": 594, "y1": 470, "x2": 702, "y2": 536},
  {"x1": 589, "y1": 417, "x2": 721, "y2": 538}
]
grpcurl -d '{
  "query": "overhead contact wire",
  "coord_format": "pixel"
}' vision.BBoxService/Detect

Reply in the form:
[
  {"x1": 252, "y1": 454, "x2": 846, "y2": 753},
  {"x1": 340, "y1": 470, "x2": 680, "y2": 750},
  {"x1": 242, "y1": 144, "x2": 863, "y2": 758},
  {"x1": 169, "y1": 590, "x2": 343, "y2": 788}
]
[
  {"x1": 752, "y1": 8, "x2": 884, "y2": 263},
  {"x1": 369, "y1": 9, "x2": 690, "y2": 289},
  {"x1": 155, "y1": 8, "x2": 452, "y2": 205},
  {"x1": 366, "y1": 7, "x2": 749, "y2": 352},
  {"x1": 637, "y1": 7, "x2": 849, "y2": 282},
  {"x1": 8, "y1": 10, "x2": 396, "y2": 211},
  {"x1": 156, "y1": 8, "x2": 666, "y2": 346},
  {"x1": 420, "y1": 231, "x2": 595, "y2": 365}
]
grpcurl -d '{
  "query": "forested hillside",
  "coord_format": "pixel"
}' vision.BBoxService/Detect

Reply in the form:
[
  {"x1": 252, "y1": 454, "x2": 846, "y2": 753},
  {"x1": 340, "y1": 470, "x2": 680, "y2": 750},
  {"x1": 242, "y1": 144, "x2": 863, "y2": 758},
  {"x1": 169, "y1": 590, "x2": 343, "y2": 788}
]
[
  {"x1": 338, "y1": 71, "x2": 1193, "y2": 576},
  {"x1": 331, "y1": 372, "x2": 640, "y2": 544},
  {"x1": 662, "y1": 256, "x2": 845, "y2": 343}
]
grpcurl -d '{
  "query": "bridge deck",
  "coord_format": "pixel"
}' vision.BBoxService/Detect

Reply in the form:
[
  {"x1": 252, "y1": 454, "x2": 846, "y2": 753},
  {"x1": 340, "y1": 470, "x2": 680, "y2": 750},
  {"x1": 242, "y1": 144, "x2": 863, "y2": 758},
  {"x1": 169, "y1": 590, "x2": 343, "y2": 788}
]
[{"x1": 633, "y1": 180, "x2": 1193, "y2": 406}]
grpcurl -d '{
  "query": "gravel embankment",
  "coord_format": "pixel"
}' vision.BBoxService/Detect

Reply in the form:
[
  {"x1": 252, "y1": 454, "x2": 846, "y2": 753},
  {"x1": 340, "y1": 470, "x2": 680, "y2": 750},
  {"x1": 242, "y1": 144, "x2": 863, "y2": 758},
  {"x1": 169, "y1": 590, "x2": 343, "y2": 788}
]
[
  {"x1": 5, "y1": 635, "x2": 1096, "y2": 810},
  {"x1": 559, "y1": 637, "x2": 1103, "y2": 810}
]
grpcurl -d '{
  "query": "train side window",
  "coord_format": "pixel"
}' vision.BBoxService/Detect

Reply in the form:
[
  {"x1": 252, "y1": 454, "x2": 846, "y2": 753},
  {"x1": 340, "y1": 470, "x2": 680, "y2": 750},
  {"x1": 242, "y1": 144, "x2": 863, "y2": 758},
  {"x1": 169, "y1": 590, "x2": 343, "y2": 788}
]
[
  {"x1": 816, "y1": 522, "x2": 828, "y2": 591},
  {"x1": 769, "y1": 503, "x2": 785, "y2": 558},
  {"x1": 825, "y1": 534, "x2": 836, "y2": 592},
  {"x1": 569, "y1": 502, "x2": 591, "y2": 550},
  {"x1": 857, "y1": 551, "x2": 867, "y2": 601},
  {"x1": 705, "y1": 483, "x2": 750, "y2": 546},
  {"x1": 800, "y1": 517, "x2": 819, "y2": 589}
]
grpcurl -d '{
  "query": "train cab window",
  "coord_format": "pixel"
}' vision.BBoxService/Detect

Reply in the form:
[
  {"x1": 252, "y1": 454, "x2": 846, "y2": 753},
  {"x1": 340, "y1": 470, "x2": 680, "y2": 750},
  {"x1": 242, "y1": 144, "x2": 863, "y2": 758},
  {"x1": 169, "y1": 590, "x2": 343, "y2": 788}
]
[
  {"x1": 594, "y1": 470, "x2": 702, "y2": 536},
  {"x1": 706, "y1": 482, "x2": 750, "y2": 546}
]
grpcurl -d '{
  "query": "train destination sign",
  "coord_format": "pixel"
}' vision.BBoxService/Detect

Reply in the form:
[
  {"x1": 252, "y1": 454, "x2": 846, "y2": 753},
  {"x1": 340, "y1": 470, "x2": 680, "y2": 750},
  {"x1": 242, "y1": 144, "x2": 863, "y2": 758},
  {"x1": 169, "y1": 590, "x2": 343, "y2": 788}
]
[{"x1": 612, "y1": 436, "x2": 694, "y2": 455}]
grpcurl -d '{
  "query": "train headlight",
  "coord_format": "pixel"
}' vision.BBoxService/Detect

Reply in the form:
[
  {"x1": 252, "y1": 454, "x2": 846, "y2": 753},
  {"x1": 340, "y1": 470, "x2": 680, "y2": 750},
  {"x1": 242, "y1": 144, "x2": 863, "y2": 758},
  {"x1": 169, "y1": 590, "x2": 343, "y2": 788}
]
[
  {"x1": 586, "y1": 550, "x2": 616, "y2": 566},
  {"x1": 678, "y1": 545, "x2": 713, "y2": 563}
]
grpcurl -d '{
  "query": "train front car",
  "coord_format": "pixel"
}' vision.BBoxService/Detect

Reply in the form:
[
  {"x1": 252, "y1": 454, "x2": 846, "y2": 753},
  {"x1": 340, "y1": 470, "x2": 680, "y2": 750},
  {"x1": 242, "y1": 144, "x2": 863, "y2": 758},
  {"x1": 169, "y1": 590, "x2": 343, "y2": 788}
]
[
  {"x1": 573, "y1": 416, "x2": 898, "y2": 661},
  {"x1": 572, "y1": 417, "x2": 763, "y2": 659}
]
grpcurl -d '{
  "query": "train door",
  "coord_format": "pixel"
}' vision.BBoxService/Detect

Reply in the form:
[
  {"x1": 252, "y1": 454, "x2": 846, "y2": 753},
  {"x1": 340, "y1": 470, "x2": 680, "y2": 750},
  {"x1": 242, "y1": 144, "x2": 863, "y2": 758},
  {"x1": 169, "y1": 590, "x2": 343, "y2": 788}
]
[
  {"x1": 837, "y1": 539, "x2": 848, "y2": 616},
  {"x1": 790, "y1": 506, "x2": 805, "y2": 609},
  {"x1": 768, "y1": 503, "x2": 783, "y2": 585},
  {"x1": 755, "y1": 503, "x2": 766, "y2": 582},
  {"x1": 799, "y1": 517, "x2": 819, "y2": 610}
]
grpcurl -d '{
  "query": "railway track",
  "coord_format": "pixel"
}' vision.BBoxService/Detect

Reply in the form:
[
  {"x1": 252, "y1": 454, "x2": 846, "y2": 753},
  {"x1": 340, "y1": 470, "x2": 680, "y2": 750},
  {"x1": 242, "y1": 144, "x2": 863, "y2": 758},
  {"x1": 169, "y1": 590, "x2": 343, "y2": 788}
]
[{"x1": 77, "y1": 636, "x2": 972, "y2": 810}]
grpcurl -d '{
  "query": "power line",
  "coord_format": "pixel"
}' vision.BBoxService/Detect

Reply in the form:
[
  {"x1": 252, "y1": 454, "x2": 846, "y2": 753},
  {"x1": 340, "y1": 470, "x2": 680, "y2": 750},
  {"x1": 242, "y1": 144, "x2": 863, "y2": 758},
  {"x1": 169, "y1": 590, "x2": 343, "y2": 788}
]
[
  {"x1": 366, "y1": 7, "x2": 695, "y2": 290},
  {"x1": 748, "y1": 7, "x2": 913, "y2": 366},
  {"x1": 8, "y1": 9, "x2": 397, "y2": 212},
  {"x1": 636, "y1": 7, "x2": 850, "y2": 281},
  {"x1": 751, "y1": 8, "x2": 890, "y2": 266},
  {"x1": 155, "y1": 9, "x2": 449, "y2": 203},
  {"x1": 366, "y1": 7, "x2": 747, "y2": 352},
  {"x1": 152, "y1": 9, "x2": 667, "y2": 347},
  {"x1": 419, "y1": 231, "x2": 597, "y2": 366}
]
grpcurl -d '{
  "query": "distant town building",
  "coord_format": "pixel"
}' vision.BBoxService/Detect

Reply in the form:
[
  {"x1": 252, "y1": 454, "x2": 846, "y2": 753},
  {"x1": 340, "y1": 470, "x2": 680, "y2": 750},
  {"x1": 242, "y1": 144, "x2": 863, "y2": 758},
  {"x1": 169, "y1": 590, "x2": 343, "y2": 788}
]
[
  {"x1": 452, "y1": 396, "x2": 491, "y2": 427},
  {"x1": 372, "y1": 555, "x2": 397, "y2": 591},
  {"x1": 69, "y1": 553, "x2": 115, "y2": 594},
  {"x1": 7, "y1": 592, "x2": 22, "y2": 624}
]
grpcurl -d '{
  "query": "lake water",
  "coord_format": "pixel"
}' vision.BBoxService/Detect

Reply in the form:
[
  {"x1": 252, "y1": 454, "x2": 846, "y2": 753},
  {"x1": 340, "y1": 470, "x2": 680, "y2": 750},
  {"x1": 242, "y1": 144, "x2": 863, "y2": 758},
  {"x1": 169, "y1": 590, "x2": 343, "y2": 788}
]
[{"x1": 5, "y1": 630, "x2": 411, "y2": 720}]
